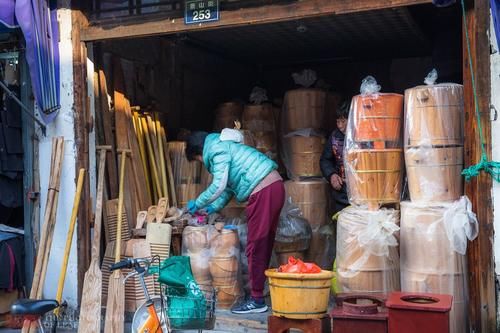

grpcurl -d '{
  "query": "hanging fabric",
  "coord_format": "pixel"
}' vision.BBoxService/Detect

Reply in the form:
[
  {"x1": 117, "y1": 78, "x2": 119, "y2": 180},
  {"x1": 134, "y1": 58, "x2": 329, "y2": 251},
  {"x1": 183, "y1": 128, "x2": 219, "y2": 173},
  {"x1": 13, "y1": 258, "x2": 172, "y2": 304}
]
[{"x1": 492, "y1": 0, "x2": 500, "y2": 51}]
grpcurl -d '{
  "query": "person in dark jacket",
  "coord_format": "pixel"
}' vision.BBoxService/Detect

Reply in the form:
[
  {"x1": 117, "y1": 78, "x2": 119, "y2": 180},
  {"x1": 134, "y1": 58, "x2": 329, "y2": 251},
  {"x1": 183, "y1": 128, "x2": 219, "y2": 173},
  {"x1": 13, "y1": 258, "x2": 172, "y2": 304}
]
[
  {"x1": 185, "y1": 131, "x2": 285, "y2": 314},
  {"x1": 320, "y1": 101, "x2": 350, "y2": 214}
]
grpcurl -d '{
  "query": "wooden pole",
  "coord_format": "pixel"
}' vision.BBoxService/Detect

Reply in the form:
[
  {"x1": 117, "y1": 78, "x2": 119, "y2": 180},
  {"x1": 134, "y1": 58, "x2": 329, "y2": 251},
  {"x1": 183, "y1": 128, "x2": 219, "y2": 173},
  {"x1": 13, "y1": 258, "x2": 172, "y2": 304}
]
[{"x1": 54, "y1": 168, "x2": 86, "y2": 316}]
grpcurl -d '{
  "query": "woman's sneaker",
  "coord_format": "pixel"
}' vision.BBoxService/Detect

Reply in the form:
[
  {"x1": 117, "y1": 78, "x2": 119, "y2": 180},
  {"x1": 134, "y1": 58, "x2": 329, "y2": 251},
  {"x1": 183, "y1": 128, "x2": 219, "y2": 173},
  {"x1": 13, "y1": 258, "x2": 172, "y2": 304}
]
[{"x1": 230, "y1": 298, "x2": 268, "y2": 314}]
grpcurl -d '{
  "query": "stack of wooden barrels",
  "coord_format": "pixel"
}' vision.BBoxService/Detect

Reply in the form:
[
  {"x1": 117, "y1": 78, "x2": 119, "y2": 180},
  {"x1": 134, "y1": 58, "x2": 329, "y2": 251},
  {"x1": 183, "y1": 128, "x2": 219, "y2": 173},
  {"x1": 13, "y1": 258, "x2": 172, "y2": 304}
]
[
  {"x1": 209, "y1": 228, "x2": 242, "y2": 309},
  {"x1": 401, "y1": 83, "x2": 466, "y2": 333},
  {"x1": 338, "y1": 88, "x2": 404, "y2": 294},
  {"x1": 279, "y1": 88, "x2": 333, "y2": 268}
]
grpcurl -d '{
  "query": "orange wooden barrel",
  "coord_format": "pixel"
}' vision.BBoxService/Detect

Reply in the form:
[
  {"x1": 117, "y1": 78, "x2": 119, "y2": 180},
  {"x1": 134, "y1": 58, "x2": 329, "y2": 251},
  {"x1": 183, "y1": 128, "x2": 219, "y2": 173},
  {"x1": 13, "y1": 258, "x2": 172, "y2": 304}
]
[
  {"x1": 213, "y1": 102, "x2": 243, "y2": 131},
  {"x1": 405, "y1": 146, "x2": 463, "y2": 202},
  {"x1": 400, "y1": 201, "x2": 468, "y2": 333},
  {"x1": 214, "y1": 282, "x2": 243, "y2": 309},
  {"x1": 404, "y1": 84, "x2": 463, "y2": 146},
  {"x1": 284, "y1": 180, "x2": 328, "y2": 228},
  {"x1": 209, "y1": 256, "x2": 239, "y2": 285},
  {"x1": 336, "y1": 207, "x2": 401, "y2": 294},
  {"x1": 285, "y1": 136, "x2": 325, "y2": 177},
  {"x1": 345, "y1": 149, "x2": 403, "y2": 208},
  {"x1": 352, "y1": 93, "x2": 403, "y2": 142},
  {"x1": 189, "y1": 251, "x2": 211, "y2": 283},
  {"x1": 284, "y1": 88, "x2": 326, "y2": 131}
]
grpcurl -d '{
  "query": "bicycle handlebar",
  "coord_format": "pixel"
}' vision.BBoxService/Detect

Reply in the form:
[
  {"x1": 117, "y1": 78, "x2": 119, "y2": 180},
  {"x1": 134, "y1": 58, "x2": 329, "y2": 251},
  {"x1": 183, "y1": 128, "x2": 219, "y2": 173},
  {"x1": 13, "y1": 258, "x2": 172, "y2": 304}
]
[{"x1": 109, "y1": 257, "x2": 151, "y2": 272}]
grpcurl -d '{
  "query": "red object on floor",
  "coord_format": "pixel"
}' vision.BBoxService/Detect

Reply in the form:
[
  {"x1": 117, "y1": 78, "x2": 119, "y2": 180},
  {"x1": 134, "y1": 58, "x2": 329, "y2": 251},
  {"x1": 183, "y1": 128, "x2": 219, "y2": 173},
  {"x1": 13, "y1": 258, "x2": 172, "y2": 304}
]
[
  {"x1": 386, "y1": 292, "x2": 453, "y2": 333},
  {"x1": 331, "y1": 293, "x2": 388, "y2": 333},
  {"x1": 268, "y1": 315, "x2": 331, "y2": 333}
]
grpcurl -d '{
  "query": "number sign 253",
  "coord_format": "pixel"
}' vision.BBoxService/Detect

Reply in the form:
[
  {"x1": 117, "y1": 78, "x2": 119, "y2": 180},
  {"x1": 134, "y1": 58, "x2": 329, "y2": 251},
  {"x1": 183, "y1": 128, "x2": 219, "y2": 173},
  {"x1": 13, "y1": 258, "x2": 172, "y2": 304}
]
[{"x1": 185, "y1": 0, "x2": 220, "y2": 24}]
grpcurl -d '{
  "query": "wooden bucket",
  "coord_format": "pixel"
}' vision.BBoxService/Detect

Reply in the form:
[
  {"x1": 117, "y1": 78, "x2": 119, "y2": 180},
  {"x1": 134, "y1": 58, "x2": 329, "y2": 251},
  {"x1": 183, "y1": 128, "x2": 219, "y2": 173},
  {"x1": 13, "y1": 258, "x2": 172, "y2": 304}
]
[
  {"x1": 213, "y1": 102, "x2": 243, "y2": 131},
  {"x1": 345, "y1": 149, "x2": 403, "y2": 207},
  {"x1": 285, "y1": 136, "x2": 325, "y2": 177},
  {"x1": 209, "y1": 256, "x2": 239, "y2": 285},
  {"x1": 352, "y1": 94, "x2": 403, "y2": 142},
  {"x1": 265, "y1": 269, "x2": 334, "y2": 319},
  {"x1": 400, "y1": 201, "x2": 466, "y2": 274},
  {"x1": 284, "y1": 179, "x2": 328, "y2": 228},
  {"x1": 284, "y1": 88, "x2": 327, "y2": 131},
  {"x1": 242, "y1": 103, "x2": 276, "y2": 132},
  {"x1": 210, "y1": 229, "x2": 240, "y2": 257},
  {"x1": 336, "y1": 207, "x2": 400, "y2": 293},
  {"x1": 405, "y1": 146, "x2": 463, "y2": 202},
  {"x1": 183, "y1": 225, "x2": 209, "y2": 253},
  {"x1": 405, "y1": 84, "x2": 464, "y2": 146}
]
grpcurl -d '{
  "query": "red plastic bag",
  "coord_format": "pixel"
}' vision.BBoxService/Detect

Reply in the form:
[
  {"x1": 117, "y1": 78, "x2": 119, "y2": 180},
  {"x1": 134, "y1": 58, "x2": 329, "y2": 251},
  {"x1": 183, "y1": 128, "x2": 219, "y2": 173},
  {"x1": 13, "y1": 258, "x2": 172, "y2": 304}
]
[{"x1": 278, "y1": 256, "x2": 322, "y2": 273}]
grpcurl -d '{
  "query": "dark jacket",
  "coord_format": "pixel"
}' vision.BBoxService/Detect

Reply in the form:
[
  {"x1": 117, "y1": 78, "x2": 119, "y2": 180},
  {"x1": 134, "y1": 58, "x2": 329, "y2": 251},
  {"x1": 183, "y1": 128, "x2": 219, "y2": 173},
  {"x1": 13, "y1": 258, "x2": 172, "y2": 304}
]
[{"x1": 320, "y1": 130, "x2": 349, "y2": 207}]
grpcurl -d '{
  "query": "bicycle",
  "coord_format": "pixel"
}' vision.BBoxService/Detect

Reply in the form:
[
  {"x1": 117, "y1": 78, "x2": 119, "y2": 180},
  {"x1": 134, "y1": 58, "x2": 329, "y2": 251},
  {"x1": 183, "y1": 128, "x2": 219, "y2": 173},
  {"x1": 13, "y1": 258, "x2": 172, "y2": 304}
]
[{"x1": 11, "y1": 256, "x2": 216, "y2": 333}]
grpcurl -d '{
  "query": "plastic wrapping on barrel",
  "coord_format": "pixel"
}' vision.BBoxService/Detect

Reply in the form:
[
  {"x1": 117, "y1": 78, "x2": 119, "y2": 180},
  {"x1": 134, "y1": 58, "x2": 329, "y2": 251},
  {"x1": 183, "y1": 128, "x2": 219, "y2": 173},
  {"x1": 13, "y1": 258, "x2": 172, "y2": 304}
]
[
  {"x1": 274, "y1": 199, "x2": 312, "y2": 264},
  {"x1": 344, "y1": 77, "x2": 404, "y2": 208},
  {"x1": 336, "y1": 206, "x2": 401, "y2": 294},
  {"x1": 400, "y1": 198, "x2": 478, "y2": 333},
  {"x1": 182, "y1": 225, "x2": 212, "y2": 285},
  {"x1": 281, "y1": 129, "x2": 326, "y2": 179},
  {"x1": 404, "y1": 77, "x2": 464, "y2": 202}
]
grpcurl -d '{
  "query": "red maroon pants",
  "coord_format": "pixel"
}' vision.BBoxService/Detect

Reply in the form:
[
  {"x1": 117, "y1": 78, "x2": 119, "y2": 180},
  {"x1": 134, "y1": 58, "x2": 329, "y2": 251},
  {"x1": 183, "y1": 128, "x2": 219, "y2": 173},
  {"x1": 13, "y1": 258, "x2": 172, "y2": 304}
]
[{"x1": 245, "y1": 180, "x2": 285, "y2": 299}]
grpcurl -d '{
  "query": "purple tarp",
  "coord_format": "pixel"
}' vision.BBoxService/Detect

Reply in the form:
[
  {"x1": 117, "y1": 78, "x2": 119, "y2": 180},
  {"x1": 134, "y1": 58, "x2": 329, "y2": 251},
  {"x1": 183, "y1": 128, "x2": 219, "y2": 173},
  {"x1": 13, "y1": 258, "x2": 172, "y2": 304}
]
[{"x1": 0, "y1": 0, "x2": 60, "y2": 124}]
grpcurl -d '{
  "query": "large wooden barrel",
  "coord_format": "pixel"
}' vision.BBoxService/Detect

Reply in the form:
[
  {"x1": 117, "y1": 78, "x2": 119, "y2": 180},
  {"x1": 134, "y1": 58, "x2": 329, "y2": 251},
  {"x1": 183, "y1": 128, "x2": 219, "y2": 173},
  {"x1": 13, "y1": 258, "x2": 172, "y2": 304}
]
[
  {"x1": 182, "y1": 225, "x2": 210, "y2": 253},
  {"x1": 189, "y1": 251, "x2": 211, "y2": 284},
  {"x1": 285, "y1": 136, "x2": 325, "y2": 178},
  {"x1": 242, "y1": 103, "x2": 276, "y2": 132},
  {"x1": 400, "y1": 201, "x2": 468, "y2": 333},
  {"x1": 405, "y1": 146, "x2": 463, "y2": 202},
  {"x1": 345, "y1": 149, "x2": 403, "y2": 208},
  {"x1": 351, "y1": 94, "x2": 403, "y2": 143},
  {"x1": 336, "y1": 207, "x2": 400, "y2": 294},
  {"x1": 209, "y1": 256, "x2": 239, "y2": 285},
  {"x1": 209, "y1": 229, "x2": 240, "y2": 257},
  {"x1": 404, "y1": 84, "x2": 464, "y2": 146},
  {"x1": 284, "y1": 180, "x2": 329, "y2": 228},
  {"x1": 213, "y1": 102, "x2": 243, "y2": 131},
  {"x1": 284, "y1": 88, "x2": 326, "y2": 132}
]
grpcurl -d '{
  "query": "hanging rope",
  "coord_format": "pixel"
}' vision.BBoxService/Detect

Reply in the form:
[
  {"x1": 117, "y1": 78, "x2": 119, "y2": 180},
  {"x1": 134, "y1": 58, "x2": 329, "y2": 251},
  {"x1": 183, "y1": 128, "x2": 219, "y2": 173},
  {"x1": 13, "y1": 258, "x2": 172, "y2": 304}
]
[{"x1": 460, "y1": 0, "x2": 500, "y2": 182}]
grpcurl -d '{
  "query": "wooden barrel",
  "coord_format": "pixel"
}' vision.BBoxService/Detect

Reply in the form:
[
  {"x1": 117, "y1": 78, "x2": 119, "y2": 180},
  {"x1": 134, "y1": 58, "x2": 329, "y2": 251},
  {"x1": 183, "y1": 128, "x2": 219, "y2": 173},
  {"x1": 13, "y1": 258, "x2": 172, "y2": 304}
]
[
  {"x1": 351, "y1": 93, "x2": 403, "y2": 142},
  {"x1": 209, "y1": 229, "x2": 240, "y2": 257},
  {"x1": 284, "y1": 180, "x2": 328, "y2": 228},
  {"x1": 284, "y1": 88, "x2": 326, "y2": 131},
  {"x1": 405, "y1": 146, "x2": 463, "y2": 202},
  {"x1": 189, "y1": 251, "x2": 211, "y2": 283},
  {"x1": 285, "y1": 136, "x2": 325, "y2": 177},
  {"x1": 182, "y1": 225, "x2": 210, "y2": 253},
  {"x1": 242, "y1": 103, "x2": 276, "y2": 132},
  {"x1": 336, "y1": 207, "x2": 400, "y2": 294},
  {"x1": 253, "y1": 131, "x2": 278, "y2": 153},
  {"x1": 405, "y1": 84, "x2": 463, "y2": 146},
  {"x1": 345, "y1": 149, "x2": 403, "y2": 207},
  {"x1": 213, "y1": 102, "x2": 243, "y2": 131},
  {"x1": 209, "y1": 256, "x2": 239, "y2": 285},
  {"x1": 214, "y1": 282, "x2": 243, "y2": 309},
  {"x1": 400, "y1": 201, "x2": 468, "y2": 333}
]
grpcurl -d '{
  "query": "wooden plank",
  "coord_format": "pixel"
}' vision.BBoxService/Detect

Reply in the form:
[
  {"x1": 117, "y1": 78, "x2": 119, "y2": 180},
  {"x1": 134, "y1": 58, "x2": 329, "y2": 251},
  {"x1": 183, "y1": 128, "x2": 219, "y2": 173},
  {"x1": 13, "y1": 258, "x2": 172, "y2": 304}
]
[
  {"x1": 81, "y1": 0, "x2": 432, "y2": 41},
  {"x1": 98, "y1": 69, "x2": 119, "y2": 199},
  {"x1": 462, "y1": 0, "x2": 496, "y2": 332}
]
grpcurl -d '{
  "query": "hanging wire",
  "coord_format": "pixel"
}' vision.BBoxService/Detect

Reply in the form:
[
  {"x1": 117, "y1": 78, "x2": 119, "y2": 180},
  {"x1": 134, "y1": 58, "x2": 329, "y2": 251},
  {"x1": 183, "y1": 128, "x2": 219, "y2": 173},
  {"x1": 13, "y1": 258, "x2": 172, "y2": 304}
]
[{"x1": 460, "y1": 0, "x2": 500, "y2": 182}]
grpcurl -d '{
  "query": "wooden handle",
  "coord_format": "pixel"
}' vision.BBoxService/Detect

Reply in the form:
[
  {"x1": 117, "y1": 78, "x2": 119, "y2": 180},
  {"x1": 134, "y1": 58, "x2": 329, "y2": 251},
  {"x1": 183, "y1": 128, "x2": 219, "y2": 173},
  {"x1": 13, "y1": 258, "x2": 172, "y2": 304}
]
[
  {"x1": 91, "y1": 148, "x2": 108, "y2": 261},
  {"x1": 54, "y1": 168, "x2": 86, "y2": 316},
  {"x1": 115, "y1": 151, "x2": 127, "y2": 263}
]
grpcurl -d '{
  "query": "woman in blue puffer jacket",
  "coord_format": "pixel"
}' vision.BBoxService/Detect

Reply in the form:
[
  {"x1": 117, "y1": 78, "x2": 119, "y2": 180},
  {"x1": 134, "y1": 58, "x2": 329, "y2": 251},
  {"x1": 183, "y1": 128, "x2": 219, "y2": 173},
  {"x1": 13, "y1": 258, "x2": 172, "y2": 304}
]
[{"x1": 186, "y1": 131, "x2": 285, "y2": 314}]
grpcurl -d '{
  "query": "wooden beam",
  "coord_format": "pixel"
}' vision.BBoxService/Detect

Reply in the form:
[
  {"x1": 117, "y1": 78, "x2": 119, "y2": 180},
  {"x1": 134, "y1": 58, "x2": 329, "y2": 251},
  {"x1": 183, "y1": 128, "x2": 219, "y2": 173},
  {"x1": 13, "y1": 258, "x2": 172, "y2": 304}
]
[
  {"x1": 463, "y1": 0, "x2": 496, "y2": 332},
  {"x1": 81, "y1": 0, "x2": 432, "y2": 41}
]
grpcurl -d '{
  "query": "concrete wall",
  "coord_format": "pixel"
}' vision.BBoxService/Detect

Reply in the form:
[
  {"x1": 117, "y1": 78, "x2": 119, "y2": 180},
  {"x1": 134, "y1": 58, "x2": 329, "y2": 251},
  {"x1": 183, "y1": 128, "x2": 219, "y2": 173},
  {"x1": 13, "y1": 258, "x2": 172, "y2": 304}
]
[{"x1": 36, "y1": 7, "x2": 79, "y2": 308}]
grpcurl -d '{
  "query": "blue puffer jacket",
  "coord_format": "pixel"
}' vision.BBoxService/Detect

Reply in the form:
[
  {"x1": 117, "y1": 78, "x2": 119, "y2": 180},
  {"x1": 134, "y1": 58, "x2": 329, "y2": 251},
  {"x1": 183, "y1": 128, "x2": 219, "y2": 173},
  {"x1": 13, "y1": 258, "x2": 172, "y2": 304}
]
[{"x1": 195, "y1": 133, "x2": 277, "y2": 212}]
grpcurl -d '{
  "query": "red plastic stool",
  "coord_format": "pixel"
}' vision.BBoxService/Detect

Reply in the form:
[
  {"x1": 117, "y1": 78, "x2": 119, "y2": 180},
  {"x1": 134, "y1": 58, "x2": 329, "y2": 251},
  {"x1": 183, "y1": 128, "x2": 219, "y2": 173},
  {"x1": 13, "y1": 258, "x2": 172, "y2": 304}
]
[
  {"x1": 331, "y1": 294, "x2": 388, "y2": 333},
  {"x1": 268, "y1": 315, "x2": 331, "y2": 333},
  {"x1": 386, "y1": 292, "x2": 453, "y2": 333}
]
